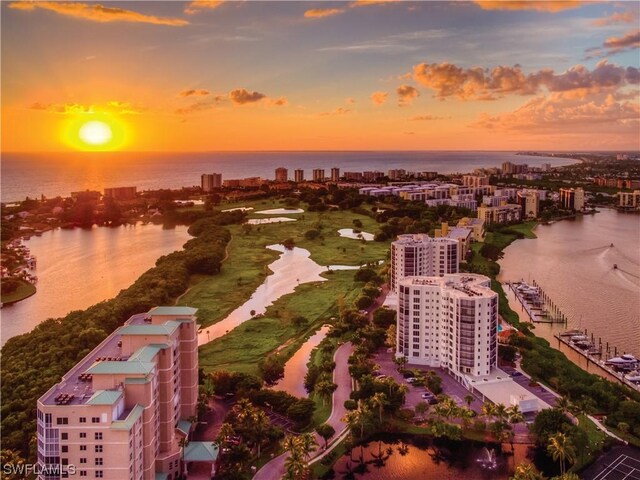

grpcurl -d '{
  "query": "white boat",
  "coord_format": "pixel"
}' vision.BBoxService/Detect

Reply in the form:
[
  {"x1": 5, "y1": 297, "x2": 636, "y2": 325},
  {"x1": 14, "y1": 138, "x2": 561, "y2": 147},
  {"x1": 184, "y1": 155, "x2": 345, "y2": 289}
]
[
  {"x1": 605, "y1": 354, "x2": 638, "y2": 366},
  {"x1": 571, "y1": 335, "x2": 588, "y2": 342}
]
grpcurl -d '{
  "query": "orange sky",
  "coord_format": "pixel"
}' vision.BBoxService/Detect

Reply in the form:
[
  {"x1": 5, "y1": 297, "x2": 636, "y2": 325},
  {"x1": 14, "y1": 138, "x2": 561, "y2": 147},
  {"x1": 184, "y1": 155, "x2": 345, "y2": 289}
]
[{"x1": 2, "y1": 1, "x2": 639, "y2": 151}]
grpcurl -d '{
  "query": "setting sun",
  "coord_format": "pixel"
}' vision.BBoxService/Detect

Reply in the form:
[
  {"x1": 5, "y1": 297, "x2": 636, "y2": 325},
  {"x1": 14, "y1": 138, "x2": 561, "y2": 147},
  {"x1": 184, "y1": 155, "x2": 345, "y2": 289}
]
[
  {"x1": 79, "y1": 120, "x2": 112, "y2": 146},
  {"x1": 62, "y1": 115, "x2": 128, "y2": 151}
]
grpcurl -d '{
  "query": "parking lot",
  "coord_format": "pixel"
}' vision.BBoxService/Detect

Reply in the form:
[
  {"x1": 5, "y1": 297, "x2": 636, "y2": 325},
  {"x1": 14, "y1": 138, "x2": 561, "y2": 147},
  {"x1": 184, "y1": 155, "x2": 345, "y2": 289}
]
[
  {"x1": 372, "y1": 349, "x2": 484, "y2": 413},
  {"x1": 502, "y1": 366, "x2": 559, "y2": 408}
]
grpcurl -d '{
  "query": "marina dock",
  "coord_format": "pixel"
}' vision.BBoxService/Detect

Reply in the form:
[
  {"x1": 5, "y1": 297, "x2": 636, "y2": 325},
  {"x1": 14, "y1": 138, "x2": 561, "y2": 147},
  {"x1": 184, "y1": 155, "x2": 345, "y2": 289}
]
[
  {"x1": 555, "y1": 330, "x2": 640, "y2": 392},
  {"x1": 507, "y1": 280, "x2": 567, "y2": 324}
]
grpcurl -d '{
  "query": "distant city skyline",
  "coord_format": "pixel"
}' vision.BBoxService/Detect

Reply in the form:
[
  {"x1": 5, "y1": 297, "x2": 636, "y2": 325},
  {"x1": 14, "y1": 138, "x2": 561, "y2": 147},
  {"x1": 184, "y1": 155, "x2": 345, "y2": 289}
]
[{"x1": 2, "y1": 0, "x2": 639, "y2": 152}]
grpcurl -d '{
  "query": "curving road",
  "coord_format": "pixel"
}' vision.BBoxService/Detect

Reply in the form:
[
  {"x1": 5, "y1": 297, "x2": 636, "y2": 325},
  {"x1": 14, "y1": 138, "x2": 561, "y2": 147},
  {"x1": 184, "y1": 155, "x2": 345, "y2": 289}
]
[{"x1": 253, "y1": 341, "x2": 354, "y2": 480}]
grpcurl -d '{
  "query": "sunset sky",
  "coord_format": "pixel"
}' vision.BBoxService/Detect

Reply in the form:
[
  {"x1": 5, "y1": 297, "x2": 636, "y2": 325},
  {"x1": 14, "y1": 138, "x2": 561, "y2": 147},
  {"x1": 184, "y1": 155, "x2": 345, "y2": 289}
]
[{"x1": 2, "y1": 0, "x2": 639, "y2": 151}]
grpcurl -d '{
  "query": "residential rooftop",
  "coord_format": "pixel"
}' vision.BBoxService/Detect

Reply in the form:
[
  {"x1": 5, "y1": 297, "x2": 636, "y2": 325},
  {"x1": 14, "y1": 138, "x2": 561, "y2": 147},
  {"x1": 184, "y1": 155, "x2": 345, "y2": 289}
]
[{"x1": 39, "y1": 308, "x2": 196, "y2": 407}]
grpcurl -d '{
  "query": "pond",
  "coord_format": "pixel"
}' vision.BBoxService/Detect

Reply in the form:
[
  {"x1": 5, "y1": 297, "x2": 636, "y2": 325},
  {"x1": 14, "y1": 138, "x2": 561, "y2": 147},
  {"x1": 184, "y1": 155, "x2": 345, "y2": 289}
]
[
  {"x1": 329, "y1": 436, "x2": 533, "y2": 480},
  {"x1": 272, "y1": 325, "x2": 331, "y2": 397}
]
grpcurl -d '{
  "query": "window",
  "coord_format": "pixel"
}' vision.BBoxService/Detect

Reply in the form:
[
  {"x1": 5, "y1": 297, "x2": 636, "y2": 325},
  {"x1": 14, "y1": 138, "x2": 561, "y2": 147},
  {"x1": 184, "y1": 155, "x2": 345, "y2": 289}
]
[
  {"x1": 80, "y1": 471, "x2": 87, "y2": 477},
  {"x1": 61, "y1": 446, "x2": 68, "y2": 453},
  {"x1": 95, "y1": 445, "x2": 103, "y2": 453},
  {"x1": 92, "y1": 417, "x2": 100, "y2": 424},
  {"x1": 95, "y1": 458, "x2": 103, "y2": 466},
  {"x1": 94, "y1": 433, "x2": 103, "y2": 440},
  {"x1": 61, "y1": 433, "x2": 68, "y2": 440},
  {"x1": 57, "y1": 417, "x2": 69, "y2": 425},
  {"x1": 79, "y1": 417, "x2": 87, "y2": 423},
  {"x1": 80, "y1": 432, "x2": 87, "y2": 439},
  {"x1": 96, "y1": 471, "x2": 103, "y2": 478},
  {"x1": 80, "y1": 458, "x2": 87, "y2": 464},
  {"x1": 80, "y1": 445, "x2": 87, "y2": 451}
]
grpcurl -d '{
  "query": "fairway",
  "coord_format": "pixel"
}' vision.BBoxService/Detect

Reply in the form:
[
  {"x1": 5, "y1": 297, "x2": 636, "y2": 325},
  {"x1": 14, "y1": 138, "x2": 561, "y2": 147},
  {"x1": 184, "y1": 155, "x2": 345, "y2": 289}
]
[{"x1": 180, "y1": 198, "x2": 390, "y2": 329}]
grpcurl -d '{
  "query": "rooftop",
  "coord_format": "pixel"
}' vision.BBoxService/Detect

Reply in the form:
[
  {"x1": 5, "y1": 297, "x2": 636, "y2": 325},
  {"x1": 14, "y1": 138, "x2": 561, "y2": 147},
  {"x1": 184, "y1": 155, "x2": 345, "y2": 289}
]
[
  {"x1": 39, "y1": 308, "x2": 195, "y2": 407},
  {"x1": 148, "y1": 306, "x2": 197, "y2": 316},
  {"x1": 86, "y1": 390, "x2": 123, "y2": 405}
]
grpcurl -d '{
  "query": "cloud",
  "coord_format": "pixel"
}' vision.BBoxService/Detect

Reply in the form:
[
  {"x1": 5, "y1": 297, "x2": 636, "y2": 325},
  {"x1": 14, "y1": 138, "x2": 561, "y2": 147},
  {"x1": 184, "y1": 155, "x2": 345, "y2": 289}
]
[
  {"x1": 346, "y1": 97, "x2": 356, "y2": 104},
  {"x1": 179, "y1": 89, "x2": 211, "y2": 97},
  {"x1": 228, "y1": 88, "x2": 267, "y2": 105},
  {"x1": 304, "y1": 8, "x2": 345, "y2": 18},
  {"x1": 472, "y1": 92, "x2": 640, "y2": 135},
  {"x1": 319, "y1": 107, "x2": 351, "y2": 116},
  {"x1": 410, "y1": 115, "x2": 447, "y2": 121},
  {"x1": 412, "y1": 60, "x2": 640, "y2": 100},
  {"x1": 29, "y1": 101, "x2": 144, "y2": 115},
  {"x1": 370, "y1": 91, "x2": 389, "y2": 105},
  {"x1": 8, "y1": 1, "x2": 188, "y2": 26},
  {"x1": 270, "y1": 96, "x2": 288, "y2": 106},
  {"x1": 397, "y1": 84, "x2": 420, "y2": 106},
  {"x1": 174, "y1": 95, "x2": 226, "y2": 114},
  {"x1": 473, "y1": 1, "x2": 586, "y2": 12},
  {"x1": 184, "y1": 1, "x2": 223, "y2": 15},
  {"x1": 318, "y1": 29, "x2": 449, "y2": 53},
  {"x1": 304, "y1": 0, "x2": 399, "y2": 19},
  {"x1": 592, "y1": 11, "x2": 637, "y2": 27},
  {"x1": 603, "y1": 29, "x2": 640, "y2": 52}
]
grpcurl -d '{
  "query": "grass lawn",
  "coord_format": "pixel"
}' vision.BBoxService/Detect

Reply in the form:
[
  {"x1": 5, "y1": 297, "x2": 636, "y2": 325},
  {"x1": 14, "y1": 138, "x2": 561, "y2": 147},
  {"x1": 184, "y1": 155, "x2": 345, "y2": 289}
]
[
  {"x1": 1, "y1": 279, "x2": 36, "y2": 304},
  {"x1": 198, "y1": 270, "x2": 363, "y2": 375},
  {"x1": 180, "y1": 199, "x2": 390, "y2": 329}
]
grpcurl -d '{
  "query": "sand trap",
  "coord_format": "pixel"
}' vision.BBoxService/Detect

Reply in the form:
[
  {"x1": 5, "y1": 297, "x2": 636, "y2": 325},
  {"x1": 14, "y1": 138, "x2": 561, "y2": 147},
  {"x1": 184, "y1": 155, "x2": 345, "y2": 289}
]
[
  {"x1": 222, "y1": 207, "x2": 254, "y2": 212},
  {"x1": 255, "y1": 208, "x2": 305, "y2": 215},
  {"x1": 338, "y1": 228, "x2": 374, "y2": 241},
  {"x1": 247, "y1": 217, "x2": 297, "y2": 225}
]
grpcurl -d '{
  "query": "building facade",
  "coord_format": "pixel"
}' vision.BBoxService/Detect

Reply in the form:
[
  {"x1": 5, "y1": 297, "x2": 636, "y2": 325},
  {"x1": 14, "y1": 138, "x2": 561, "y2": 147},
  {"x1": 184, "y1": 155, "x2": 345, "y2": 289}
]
[
  {"x1": 477, "y1": 204, "x2": 522, "y2": 224},
  {"x1": 36, "y1": 307, "x2": 201, "y2": 480},
  {"x1": 330, "y1": 167, "x2": 340, "y2": 182},
  {"x1": 396, "y1": 274, "x2": 498, "y2": 378},
  {"x1": 517, "y1": 190, "x2": 539, "y2": 219},
  {"x1": 390, "y1": 234, "x2": 459, "y2": 294},
  {"x1": 618, "y1": 190, "x2": 640, "y2": 210},
  {"x1": 462, "y1": 175, "x2": 489, "y2": 187},
  {"x1": 275, "y1": 167, "x2": 288, "y2": 182},
  {"x1": 103, "y1": 187, "x2": 137, "y2": 201},
  {"x1": 201, "y1": 173, "x2": 222, "y2": 192},
  {"x1": 312, "y1": 169, "x2": 325, "y2": 182},
  {"x1": 294, "y1": 169, "x2": 304, "y2": 183},
  {"x1": 559, "y1": 187, "x2": 585, "y2": 211}
]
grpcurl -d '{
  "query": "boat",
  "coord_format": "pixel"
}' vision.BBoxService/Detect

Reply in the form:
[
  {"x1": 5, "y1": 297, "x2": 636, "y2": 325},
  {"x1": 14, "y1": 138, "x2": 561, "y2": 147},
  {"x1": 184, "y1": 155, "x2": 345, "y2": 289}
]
[
  {"x1": 570, "y1": 335, "x2": 589, "y2": 342},
  {"x1": 560, "y1": 329, "x2": 584, "y2": 337},
  {"x1": 605, "y1": 354, "x2": 638, "y2": 366}
]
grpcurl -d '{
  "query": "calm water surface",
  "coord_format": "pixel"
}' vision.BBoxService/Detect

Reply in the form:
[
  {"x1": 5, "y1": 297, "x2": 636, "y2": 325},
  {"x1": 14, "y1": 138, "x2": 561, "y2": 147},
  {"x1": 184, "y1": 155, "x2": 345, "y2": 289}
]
[
  {"x1": 498, "y1": 209, "x2": 640, "y2": 356},
  {"x1": 333, "y1": 437, "x2": 532, "y2": 479},
  {"x1": 272, "y1": 325, "x2": 330, "y2": 398},
  {"x1": 1, "y1": 224, "x2": 191, "y2": 346},
  {"x1": 1, "y1": 151, "x2": 576, "y2": 202}
]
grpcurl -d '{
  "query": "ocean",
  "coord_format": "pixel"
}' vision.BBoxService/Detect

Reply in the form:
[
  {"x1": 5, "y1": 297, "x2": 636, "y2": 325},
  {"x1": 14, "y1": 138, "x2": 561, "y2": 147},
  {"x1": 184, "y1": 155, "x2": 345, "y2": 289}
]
[{"x1": 0, "y1": 151, "x2": 574, "y2": 202}]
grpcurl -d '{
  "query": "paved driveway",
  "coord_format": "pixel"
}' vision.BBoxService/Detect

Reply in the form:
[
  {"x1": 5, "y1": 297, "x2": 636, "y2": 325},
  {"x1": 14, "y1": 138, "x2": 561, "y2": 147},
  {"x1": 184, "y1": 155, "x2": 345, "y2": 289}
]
[{"x1": 253, "y1": 342, "x2": 354, "y2": 480}]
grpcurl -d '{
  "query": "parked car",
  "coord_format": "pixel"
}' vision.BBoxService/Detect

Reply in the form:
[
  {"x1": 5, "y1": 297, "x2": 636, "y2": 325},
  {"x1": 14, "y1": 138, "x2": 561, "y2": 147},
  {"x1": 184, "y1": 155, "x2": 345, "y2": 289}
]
[{"x1": 510, "y1": 371, "x2": 523, "y2": 377}]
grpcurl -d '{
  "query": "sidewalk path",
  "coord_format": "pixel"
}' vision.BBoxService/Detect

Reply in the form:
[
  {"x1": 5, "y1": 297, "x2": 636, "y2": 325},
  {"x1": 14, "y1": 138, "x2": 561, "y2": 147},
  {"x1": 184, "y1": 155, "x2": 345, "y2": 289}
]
[{"x1": 253, "y1": 342, "x2": 354, "y2": 480}]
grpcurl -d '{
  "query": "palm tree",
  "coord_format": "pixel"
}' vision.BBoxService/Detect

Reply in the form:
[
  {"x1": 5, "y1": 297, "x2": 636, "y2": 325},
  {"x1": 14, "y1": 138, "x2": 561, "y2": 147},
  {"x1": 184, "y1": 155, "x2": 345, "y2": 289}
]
[
  {"x1": 282, "y1": 434, "x2": 298, "y2": 454},
  {"x1": 556, "y1": 395, "x2": 572, "y2": 415},
  {"x1": 481, "y1": 401, "x2": 496, "y2": 424},
  {"x1": 511, "y1": 462, "x2": 544, "y2": 480},
  {"x1": 298, "y1": 432, "x2": 317, "y2": 462},
  {"x1": 283, "y1": 449, "x2": 306, "y2": 480},
  {"x1": 397, "y1": 383, "x2": 410, "y2": 403},
  {"x1": 464, "y1": 394, "x2": 475, "y2": 409},
  {"x1": 508, "y1": 405, "x2": 525, "y2": 426},
  {"x1": 315, "y1": 380, "x2": 337, "y2": 406},
  {"x1": 370, "y1": 392, "x2": 387, "y2": 423},
  {"x1": 547, "y1": 432, "x2": 576, "y2": 477},
  {"x1": 251, "y1": 410, "x2": 271, "y2": 458}
]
